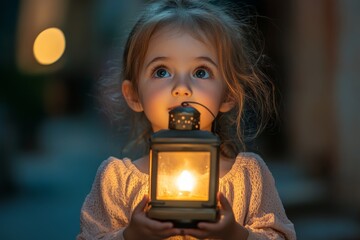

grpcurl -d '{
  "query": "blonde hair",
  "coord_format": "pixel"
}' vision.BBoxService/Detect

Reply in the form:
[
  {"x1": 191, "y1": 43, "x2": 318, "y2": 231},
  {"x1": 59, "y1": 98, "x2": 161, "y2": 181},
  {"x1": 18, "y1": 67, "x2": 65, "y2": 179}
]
[{"x1": 99, "y1": 0, "x2": 276, "y2": 158}]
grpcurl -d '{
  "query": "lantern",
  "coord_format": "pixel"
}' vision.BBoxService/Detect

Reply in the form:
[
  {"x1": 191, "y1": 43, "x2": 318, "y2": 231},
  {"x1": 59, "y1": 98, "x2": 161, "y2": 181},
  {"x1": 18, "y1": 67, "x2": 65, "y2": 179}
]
[{"x1": 147, "y1": 105, "x2": 220, "y2": 228}]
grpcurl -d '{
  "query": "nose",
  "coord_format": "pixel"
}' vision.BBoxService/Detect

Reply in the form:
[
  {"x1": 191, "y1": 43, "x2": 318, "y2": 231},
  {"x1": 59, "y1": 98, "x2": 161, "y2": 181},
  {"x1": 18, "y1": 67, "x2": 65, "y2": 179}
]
[{"x1": 171, "y1": 79, "x2": 192, "y2": 97}]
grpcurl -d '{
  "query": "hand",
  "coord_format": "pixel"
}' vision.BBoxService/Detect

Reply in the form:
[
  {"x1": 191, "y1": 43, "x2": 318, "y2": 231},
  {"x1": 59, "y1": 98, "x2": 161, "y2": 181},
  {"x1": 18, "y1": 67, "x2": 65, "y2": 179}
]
[
  {"x1": 182, "y1": 192, "x2": 249, "y2": 240},
  {"x1": 123, "y1": 195, "x2": 181, "y2": 240}
]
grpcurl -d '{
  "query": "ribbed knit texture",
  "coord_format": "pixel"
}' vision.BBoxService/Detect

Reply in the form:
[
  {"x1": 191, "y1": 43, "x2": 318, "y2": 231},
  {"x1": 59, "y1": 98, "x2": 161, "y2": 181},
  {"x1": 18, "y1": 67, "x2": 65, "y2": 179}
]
[{"x1": 77, "y1": 152, "x2": 296, "y2": 240}]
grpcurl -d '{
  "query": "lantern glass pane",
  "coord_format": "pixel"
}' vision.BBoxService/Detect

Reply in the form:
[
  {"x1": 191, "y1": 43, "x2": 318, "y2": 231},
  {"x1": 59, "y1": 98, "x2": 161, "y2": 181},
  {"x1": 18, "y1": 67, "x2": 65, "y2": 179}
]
[{"x1": 156, "y1": 151, "x2": 210, "y2": 201}]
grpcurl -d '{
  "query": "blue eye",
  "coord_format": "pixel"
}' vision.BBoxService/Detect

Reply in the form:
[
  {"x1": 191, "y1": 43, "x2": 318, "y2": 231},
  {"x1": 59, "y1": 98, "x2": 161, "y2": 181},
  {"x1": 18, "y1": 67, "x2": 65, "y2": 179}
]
[
  {"x1": 154, "y1": 68, "x2": 171, "y2": 78},
  {"x1": 194, "y1": 68, "x2": 210, "y2": 79}
]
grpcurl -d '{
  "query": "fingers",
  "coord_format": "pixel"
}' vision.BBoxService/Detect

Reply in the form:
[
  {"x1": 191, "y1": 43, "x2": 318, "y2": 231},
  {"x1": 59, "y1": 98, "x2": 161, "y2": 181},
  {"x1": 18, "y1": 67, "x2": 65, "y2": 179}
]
[
  {"x1": 133, "y1": 194, "x2": 149, "y2": 213},
  {"x1": 156, "y1": 228, "x2": 182, "y2": 239},
  {"x1": 185, "y1": 192, "x2": 235, "y2": 239},
  {"x1": 142, "y1": 218, "x2": 181, "y2": 239},
  {"x1": 131, "y1": 195, "x2": 178, "y2": 238},
  {"x1": 183, "y1": 228, "x2": 209, "y2": 239},
  {"x1": 218, "y1": 192, "x2": 232, "y2": 212},
  {"x1": 131, "y1": 194, "x2": 236, "y2": 239},
  {"x1": 140, "y1": 219, "x2": 179, "y2": 239},
  {"x1": 144, "y1": 216, "x2": 174, "y2": 230}
]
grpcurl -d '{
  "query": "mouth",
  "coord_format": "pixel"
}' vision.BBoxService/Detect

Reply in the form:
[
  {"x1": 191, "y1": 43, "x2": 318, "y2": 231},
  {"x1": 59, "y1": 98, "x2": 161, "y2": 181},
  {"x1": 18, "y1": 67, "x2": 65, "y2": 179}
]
[
  {"x1": 168, "y1": 105, "x2": 183, "y2": 111},
  {"x1": 168, "y1": 102, "x2": 195, "y2": 111},
  {"x1": 168, "y1": 105, "x2": 177, "y2": 111}
]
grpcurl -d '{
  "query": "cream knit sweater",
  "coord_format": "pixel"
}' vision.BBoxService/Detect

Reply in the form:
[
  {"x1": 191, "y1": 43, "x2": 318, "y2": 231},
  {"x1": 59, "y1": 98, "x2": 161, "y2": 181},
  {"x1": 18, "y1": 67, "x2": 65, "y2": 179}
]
[{"x1": 77, "y1": 152, "x2": 296, "y2": 239}]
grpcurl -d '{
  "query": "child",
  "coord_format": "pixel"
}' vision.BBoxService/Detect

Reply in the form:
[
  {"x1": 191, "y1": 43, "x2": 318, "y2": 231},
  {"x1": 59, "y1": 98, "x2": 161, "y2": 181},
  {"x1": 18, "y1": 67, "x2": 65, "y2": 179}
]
[{"x1": 78, "y1": 0, "x2": 296, "y2": 239}]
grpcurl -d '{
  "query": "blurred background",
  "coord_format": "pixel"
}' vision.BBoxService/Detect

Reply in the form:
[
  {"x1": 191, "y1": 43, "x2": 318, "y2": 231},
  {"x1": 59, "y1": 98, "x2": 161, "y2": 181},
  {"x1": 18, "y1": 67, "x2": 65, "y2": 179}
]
[{"x1": 0, "y1": 0, "x2": 359, "y2": 239}]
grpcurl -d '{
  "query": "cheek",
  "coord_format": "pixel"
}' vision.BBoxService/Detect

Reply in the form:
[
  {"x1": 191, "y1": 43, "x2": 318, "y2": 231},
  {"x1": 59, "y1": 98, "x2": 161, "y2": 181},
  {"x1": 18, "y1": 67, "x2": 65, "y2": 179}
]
[
  {"x1": 138, "y1": 81, "x2": 159, "y2": 102},
  {"x1": 140, "y1": 87, "x2": 167, "y2": 107},
  {"x1": 138, "y1": 84, "x2": 170, "y2": 123},
  {"x1": 198, "y1": 82, "x2": 224, "y2": 104},
  {"x1": 195, "y1": 85, "x2": 224, "y2": 128}
]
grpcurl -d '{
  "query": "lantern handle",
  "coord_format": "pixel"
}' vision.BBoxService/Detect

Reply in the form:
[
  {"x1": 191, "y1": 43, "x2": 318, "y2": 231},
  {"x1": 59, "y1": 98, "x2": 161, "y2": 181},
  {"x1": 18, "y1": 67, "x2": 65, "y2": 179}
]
[
  {"x1": 181, "y1": 101, "x2": 216, "y2": 119},
  {"x1": 181, "y1": 101, "x2": 217, "y2": 133}
]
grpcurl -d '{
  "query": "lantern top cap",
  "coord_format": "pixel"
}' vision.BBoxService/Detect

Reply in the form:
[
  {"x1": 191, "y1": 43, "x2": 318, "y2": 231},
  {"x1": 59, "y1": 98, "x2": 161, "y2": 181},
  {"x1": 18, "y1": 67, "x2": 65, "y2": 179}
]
[
  {"x1": 168, "y1": 106, "x2": 200, "y2": 130},
  {"x1": 151, "y1": 129, "x2": 220, "y2": 144}
]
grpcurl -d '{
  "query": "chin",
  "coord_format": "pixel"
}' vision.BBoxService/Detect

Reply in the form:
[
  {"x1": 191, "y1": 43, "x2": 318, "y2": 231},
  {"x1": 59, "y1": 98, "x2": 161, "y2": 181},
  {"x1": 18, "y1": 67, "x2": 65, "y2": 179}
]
[{"x1": 152, "y1": 126, "x2": 168, "y2": 133}]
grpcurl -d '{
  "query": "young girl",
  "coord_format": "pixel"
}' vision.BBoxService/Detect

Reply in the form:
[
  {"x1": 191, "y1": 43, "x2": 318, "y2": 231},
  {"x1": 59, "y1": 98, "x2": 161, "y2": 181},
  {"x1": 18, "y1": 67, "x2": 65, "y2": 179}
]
[{"x1": 78, "y1": 0, "x2": 296, "y2": 239}]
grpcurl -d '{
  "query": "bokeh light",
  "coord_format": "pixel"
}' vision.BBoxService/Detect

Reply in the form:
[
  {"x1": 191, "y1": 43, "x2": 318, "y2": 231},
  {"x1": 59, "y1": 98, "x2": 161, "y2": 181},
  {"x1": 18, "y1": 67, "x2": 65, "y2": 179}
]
[{"x1": 33, "y1": 27, "x2": 66, "y2": 65}]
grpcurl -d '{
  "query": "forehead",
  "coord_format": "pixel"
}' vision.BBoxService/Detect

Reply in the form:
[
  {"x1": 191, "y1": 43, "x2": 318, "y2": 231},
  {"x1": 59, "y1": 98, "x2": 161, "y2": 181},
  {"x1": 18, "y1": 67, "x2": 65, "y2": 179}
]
[
  {"x1": 145, "y1": 26, "x2": 217, "y2": 60},
  {"x1": 151, "y1": 24, "x2": 211, "y2": 43}
]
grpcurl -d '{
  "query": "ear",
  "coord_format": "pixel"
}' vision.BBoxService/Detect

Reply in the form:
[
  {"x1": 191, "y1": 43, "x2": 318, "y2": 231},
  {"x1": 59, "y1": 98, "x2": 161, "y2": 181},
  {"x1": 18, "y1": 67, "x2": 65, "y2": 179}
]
[
  {"x1": 122, "y1": 80, "x2": 143, "y2": 112},
  {"x1": 219, "y1": 101, "x2": 235, "y2": 113}
]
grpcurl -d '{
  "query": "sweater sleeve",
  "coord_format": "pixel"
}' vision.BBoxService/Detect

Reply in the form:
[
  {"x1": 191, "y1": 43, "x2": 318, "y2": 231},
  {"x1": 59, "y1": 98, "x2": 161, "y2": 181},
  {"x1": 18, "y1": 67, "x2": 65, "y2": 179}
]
[
  {"x1": 243, "y1": 153, "x2": 296, "y2": 240},
  {"x1": 77, "y1": 158, "x2": 131, "y2": 240}
]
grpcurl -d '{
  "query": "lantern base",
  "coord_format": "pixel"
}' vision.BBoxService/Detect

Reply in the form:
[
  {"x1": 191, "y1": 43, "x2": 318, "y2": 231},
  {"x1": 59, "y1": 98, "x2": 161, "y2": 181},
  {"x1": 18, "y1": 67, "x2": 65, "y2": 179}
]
[{"x1": 147, "y1": 207, "x2": 219, "y2": 228}]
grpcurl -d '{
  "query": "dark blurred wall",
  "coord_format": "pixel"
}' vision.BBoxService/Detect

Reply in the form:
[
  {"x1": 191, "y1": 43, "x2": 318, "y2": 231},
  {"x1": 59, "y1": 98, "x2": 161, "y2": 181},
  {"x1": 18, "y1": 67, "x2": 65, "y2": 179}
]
[
  {"x1": 0, "y1": 0, "x2": 143, "y2": 239},
  {"x1": 287, "y1": 0, "x2": 338, "y2": 175},
  {"x1": 332, "y1": 0, "x2": 360, "y2": 210},
  {"x1": 287, "y1": 0, "x2": 360, "y2": 210}
]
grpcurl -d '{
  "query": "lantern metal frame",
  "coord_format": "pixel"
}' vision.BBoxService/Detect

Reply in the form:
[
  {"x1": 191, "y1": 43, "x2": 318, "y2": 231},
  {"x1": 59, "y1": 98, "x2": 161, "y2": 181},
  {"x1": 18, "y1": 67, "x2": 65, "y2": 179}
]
[{"x1": 147, "y1": 129, "x2": 220, "y2": 228}]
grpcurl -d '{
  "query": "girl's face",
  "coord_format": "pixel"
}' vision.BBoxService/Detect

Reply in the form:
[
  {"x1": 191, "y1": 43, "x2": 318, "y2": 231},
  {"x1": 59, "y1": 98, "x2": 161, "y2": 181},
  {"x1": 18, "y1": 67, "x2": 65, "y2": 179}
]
[{"x1": 124, "y1": 27, "x2": 233, "y2": 132}]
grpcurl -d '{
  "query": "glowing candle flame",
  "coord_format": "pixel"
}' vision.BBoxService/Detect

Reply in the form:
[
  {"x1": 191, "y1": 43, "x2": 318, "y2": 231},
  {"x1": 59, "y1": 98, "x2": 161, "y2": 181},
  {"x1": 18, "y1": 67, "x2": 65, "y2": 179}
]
[{"x1": 176, "y1": 170, "x2": 195, "y2": 192}]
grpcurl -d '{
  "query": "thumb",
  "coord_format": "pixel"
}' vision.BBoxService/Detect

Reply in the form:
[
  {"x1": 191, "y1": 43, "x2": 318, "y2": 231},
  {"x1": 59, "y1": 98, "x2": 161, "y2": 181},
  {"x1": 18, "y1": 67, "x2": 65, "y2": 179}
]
[
  {"x1": 218, "y1": 192, "x2": 231, "y2": 211},
  {"x1": 133, "y1": 194, "x2": 149, "y2": 213}
]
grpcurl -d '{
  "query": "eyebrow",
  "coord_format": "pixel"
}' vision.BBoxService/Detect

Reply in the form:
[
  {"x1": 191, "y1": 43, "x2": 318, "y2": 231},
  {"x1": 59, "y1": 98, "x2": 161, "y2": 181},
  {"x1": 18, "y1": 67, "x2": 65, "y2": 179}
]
[
  {"x1": 144, "y1": 56, "x2": 218, "y2": 69},
  {"x1": 145, "y1": 56, "x2": 169, "y2": 69},
  {"x1": 196, "y1": 56, "x2": 218, "y2": 68}
]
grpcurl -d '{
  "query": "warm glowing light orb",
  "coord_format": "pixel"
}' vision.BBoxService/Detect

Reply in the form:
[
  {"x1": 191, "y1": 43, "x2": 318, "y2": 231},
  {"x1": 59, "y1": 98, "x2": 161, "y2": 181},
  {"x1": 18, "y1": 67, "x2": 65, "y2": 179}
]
[
  {"x1": 33, "y1": 27, "x2": 66, "y2": 65},
  {"x1": 176, "y1": 170, "x2": 195, "y2": 192}
]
